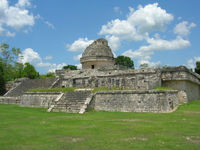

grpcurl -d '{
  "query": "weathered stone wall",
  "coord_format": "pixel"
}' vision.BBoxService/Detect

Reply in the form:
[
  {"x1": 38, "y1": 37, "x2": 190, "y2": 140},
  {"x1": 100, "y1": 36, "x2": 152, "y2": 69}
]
[
  {"x1": 82, "y1": 59, "x2": 115, "y2": 70},
  {"x1": 0, "y1": 97, "x2": 20, "y2": 105},
  {"x1": 161, "y1": 66, "x2": 200, "y2": 85},
  {"x1": 1, "y1": 90, "x2": 179, "y2": 113},
  {"x1": 20, "y1": 92, "x2": 61, "y2": 108},
  {"x1": 161, "y1": 66, "x2": 200, "y2": 100},
  {"x1": 90, "y1": 90, "x2": 179, "y2": 113},
  {"x1": 162, "y1": 80, "x2": 200, "y2": 101},
  {"x1": 57, "y1": 68, "x2": 162, "y2": 90}
]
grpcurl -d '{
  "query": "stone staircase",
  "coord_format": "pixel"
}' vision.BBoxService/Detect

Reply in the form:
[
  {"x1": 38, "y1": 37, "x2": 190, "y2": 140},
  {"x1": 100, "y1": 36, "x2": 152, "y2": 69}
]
[
  {"x1": 4, "y1": 78, "x2": 57, "y2": 97},
  {"x1": 51, "y1": 91, "x2": 92, "y2": 113}
]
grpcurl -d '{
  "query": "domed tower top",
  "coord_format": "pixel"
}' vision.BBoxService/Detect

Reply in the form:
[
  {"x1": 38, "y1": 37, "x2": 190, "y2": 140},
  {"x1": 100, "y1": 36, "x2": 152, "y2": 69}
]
[
  {"x1": 82, "y1": 38, "x2": 114, "y2": 58},
  {"x1": 80, "y1": 38, "x2": 115, "y2": 69}
]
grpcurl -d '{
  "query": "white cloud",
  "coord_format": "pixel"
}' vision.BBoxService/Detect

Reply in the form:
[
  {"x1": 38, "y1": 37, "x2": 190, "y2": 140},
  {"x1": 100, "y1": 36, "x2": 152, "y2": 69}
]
[
  {"x1": 34, "y1": 14, "x2": 55, "y2": 29},
  {"x1": 37, "y1": 62, "x2": 67, "y2": 72},
  {"x1": 48, "y1": 63, "x2": 67, "y2": 73},
  {"x1": 75, "y1": 64, "x2": 82, "y2": 69},
  {"x1": 128, "y1": 3, "x2": 173, "y2": 33},
  {"x1": 44, "y1": 56, "x2": 53, "y2": 60},
  {"x1": 16, "y1": 0, "x2": 31, "y2": 8},
  {"x1": 44, "y1": 21, "x2": 55, "y2": 29},
  {"x1": 0, "y1": 0, "x2": 34, "y2": 36},
  {"x1": 99, "y1": 18, "x2": 144, "y2": 41},
  {"x1": 139, "y1": 59, "x2": 161, "y2": 68},
  {"x1": 114, "y1": 6, "x2": 122, "y2": 14},
  {"x1": 5, "y1": 31, "x2": 16, "y2": 37},
  {"x1": 67, "y1": 38, "x2": 94, "y2": 52},
  {"x1": 73, "y1": 53, "x2": 82, "y2": 61},
  {"x1": 174, "y1": 21, "x2": 196, "y2": 36},
  {"x1": 99, "y1": 3, "x2": 194, "y2": 67},
  {"x1": 187, "y1": 57, "x2": 200, "y2": 69},
  {"x1": 99, "y1": 3, "x2": 173, "y2": 44},
  {"x1": 123, "y1": 37, "x2": 190, "y2": 66},
  {"x1": 106, "y1": 35, "x2": 120, "y2": 51},
  {"x1": 18, "y1": 48, "x2": 41, "y2": 64},
  {"x1": 19, "y1": 48, "x2": 66, "y2": 73},
  {"x1": 99, "y1": 3, "x2": 174, "y2": 55}
]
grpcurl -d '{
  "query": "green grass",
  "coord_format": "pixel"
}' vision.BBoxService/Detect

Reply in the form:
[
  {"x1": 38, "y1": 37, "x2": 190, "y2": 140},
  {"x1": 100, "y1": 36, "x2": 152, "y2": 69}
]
[
  {"x1": 154, "y1": 86, "x2": 174, "y2": 90},
  {"x1": 28, "y1": 87, "x2": 128, "y2": 93},
  {"x1": 1, "y1": 101, "x2": 200, "y2": 150},
  {"x1": 92, "y1": 87, "x2": 127, "y2": 93},
  {"x1": 28, "y1": 87, "x2": 76, "y2": 92}
]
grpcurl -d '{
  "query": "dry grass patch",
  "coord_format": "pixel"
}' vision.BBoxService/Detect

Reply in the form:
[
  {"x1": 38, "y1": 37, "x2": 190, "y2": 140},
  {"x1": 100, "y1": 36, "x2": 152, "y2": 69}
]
[{"x1": 55, "y1": 136, "x2": 85, "y2": 143}]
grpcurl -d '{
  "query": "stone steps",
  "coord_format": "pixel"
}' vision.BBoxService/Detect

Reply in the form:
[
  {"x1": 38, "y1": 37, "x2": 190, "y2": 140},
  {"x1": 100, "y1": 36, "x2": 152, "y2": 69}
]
[
  {"x1": 51, "y1": 91, "x2": 91, "y2": 113},
  {"x1": 5, "y1": 78, "x2": 57, "y2": 97}
]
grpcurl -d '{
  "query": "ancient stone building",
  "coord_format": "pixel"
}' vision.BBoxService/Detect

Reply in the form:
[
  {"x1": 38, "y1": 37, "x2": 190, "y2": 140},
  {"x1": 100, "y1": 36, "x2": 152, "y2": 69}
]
[
  {"x1": 1, "y1": 38, "x2": 200, "y2": 113},
  {"x1": 80, "y1": 38, "x2": 115, "y2": 70}
]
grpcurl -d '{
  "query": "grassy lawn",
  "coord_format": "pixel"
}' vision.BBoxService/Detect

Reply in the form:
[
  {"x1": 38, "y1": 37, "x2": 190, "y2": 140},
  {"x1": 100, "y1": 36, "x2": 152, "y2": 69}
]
[{"x1": 0, "y1": 101, "x2": 200, "y2": 150}]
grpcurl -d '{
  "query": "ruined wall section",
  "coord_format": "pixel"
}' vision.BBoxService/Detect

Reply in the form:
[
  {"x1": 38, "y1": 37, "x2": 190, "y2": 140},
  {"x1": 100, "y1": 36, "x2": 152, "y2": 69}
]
[
  {"x1": 161, "y1": 66, "x2": 200, "y2": 100},
  {"x1": 0, "y1": 97, "x2": 20, "y2": 105},
  {"x1": 91, "y1": 90, "x2": 179, "y2": 113},
  {"x1": 20, "y1": 92, "x2": 61, "y2": 108},
  {"x1": 56, "y1": 68, "x2": 162, "y2": 90}
]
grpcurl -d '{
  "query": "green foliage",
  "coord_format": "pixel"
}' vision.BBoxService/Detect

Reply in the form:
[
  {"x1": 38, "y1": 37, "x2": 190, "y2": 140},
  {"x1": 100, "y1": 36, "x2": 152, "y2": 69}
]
[
  {"x1": 0, "y1": 62, "x2": 6, "y2": 95},
  {"x1": 0, "y1": 101, "x2": 200, "y2": 150},
  {"x1": 0, "y1": 43, "x2": 28, "y2": 82},
  {"x1": 28, "y1": 87, "x2": 130, "y2": 93},
  {"x1": 195, "y1": 61, "x2": 200, "y2": 75},
  {"x1": 39, "y1": 72, "x2": 55, "y2": 79},
  {"x1": 0, "y1": 43, "x2": 25, "y2": 95},
  {"x1": 28, "y1": 87, "x2": 76, "y2": 92},
  {"x1": 115, "y1": 56, "x2": 134, "y2": 69},
  {"x1": 23, "y1": 62, "x2": 39, "y2": 79},
  {"x1": 154, "y1": 86, "x2": 174, "y2": 90},
  {"x1": 13, "y1": 62, "x2": 24, "y2": 79},
  {"x1": 140, "y1": 63, "x2": 149, "y2": 68},
  {"x1": 63, "y1": 65, "x2": 77, "y2": 70},
  {"x1": 92, "y1": 87, "x2": 127, "y2": 93}
]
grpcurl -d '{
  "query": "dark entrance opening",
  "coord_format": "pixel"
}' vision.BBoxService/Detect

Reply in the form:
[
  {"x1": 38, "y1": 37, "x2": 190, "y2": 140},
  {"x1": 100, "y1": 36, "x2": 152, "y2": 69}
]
[{"x1": 91, "y1": 65, "x2": 94, "y2": 69}]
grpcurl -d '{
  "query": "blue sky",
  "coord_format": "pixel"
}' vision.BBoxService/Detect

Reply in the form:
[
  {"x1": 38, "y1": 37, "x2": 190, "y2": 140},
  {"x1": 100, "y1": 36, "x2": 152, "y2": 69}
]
[{"x1": 0, "y1": 0, "x2": 200, "y2": 73}]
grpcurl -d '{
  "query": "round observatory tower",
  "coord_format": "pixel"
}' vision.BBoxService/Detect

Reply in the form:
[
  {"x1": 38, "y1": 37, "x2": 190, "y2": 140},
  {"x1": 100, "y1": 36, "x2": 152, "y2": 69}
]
[{"x1": 80, "y1": 38, "x2": 115, "y2": 69}]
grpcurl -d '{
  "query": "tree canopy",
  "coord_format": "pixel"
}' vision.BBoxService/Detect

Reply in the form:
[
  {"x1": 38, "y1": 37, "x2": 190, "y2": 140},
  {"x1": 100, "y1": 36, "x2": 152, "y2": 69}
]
[
  {"x1": 0, "y1": 43, "x2": 41, "y2": 95},
  {"x1": 115, "y1": 56, "x2": 134, "y2": 69},
  {"x1": 63, "y1": 65, "x2": 77, "y2": 70},
  {"x1": 195, "y1": 61, "x2": 200, "y2": 75},
  {"x1": 23, "y1": 62, "x2": 39, "y2": 79},
  {"x1": 0, "y1": 61, "x2": 6, "y2": 95}
]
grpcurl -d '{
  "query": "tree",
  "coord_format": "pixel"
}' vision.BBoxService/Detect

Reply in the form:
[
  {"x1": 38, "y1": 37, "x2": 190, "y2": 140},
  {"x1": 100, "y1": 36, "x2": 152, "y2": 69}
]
[
  {"x1": 115, "y1": 56, "x2": 134, "y2": 69},
  {"x1": 23, "y1": 62, "x2": 39, "y2": 79},
  {"x1": 14, "y1": 62, "x2": 24, "y2": 79},
  {"x1": 0, "y1": 61, "x2": 6, "y2": 95},
  {"x1": 140, "y1": 63, "x2": 149, "y2": 68},
  {"x1": 195, "y1": 61, "x2": 200, "y2": 75},
  {"x1": 0, "y1": 43, "x2": 23, "y2": 81},
  {"x1": 63, "y1": 65, "x2": 77, "y2": 70}
]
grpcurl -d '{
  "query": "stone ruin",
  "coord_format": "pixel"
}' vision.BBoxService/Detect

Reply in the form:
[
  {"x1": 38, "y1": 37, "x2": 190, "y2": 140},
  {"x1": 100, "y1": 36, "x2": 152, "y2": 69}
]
[{"x1": 1, "y1": 38, "x2": 200, "y2": 113}]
